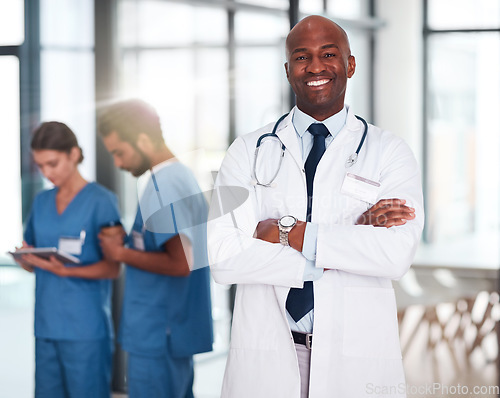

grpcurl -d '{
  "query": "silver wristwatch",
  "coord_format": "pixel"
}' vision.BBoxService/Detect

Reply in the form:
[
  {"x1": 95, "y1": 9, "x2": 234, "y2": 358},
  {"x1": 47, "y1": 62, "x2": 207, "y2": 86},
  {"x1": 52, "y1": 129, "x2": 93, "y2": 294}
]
[{"x1": 278, "y1": 215, "x2": 297, "y2": 246}]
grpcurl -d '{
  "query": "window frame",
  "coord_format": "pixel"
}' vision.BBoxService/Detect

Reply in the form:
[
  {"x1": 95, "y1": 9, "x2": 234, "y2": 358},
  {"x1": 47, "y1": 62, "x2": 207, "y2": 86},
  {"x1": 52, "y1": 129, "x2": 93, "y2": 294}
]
[{"x1": 422, "y1": 0, "x2": 500, "y2": 244}]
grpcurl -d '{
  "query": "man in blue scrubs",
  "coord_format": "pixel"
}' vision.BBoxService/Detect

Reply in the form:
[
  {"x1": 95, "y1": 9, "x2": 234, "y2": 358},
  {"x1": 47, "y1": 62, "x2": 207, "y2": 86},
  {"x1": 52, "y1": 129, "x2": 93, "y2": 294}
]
[{"x1": 97, "y1": 99, "x2": 213, "y2": 398}]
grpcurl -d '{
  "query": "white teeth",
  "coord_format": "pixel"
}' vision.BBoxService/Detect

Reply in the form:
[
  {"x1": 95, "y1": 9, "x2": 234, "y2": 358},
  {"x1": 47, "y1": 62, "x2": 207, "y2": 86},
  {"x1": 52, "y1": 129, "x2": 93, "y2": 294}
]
[{"x1": 307, "y1": 79, "x2": 329, "y2": 87}]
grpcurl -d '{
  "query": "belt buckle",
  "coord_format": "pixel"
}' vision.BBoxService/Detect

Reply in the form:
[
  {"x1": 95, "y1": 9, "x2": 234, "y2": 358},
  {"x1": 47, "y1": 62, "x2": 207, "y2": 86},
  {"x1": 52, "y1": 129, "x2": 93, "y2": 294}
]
[{"x1": 305, "y1": 333, "x2": 312, "y2": 350}]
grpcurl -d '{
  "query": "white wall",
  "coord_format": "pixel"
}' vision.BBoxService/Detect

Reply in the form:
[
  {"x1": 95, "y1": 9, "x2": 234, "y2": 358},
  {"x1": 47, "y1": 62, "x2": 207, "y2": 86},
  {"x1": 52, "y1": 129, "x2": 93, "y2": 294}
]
[{"x1": 375, "y1": 0, "x2": 423, "y2": 163}]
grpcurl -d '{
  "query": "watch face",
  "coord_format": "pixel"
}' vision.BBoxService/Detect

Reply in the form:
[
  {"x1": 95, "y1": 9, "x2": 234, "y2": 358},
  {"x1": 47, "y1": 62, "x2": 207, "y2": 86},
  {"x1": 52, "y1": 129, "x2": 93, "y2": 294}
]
[{"x1": 280, "y1": 215, "x2": 296, "y2": 228}]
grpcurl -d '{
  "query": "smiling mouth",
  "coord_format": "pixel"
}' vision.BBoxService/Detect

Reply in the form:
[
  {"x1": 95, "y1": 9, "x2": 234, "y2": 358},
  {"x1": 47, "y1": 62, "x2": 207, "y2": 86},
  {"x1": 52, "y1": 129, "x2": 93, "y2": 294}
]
[{"x1": 306, "y1": 79, "x2": 330, "y2": 87}]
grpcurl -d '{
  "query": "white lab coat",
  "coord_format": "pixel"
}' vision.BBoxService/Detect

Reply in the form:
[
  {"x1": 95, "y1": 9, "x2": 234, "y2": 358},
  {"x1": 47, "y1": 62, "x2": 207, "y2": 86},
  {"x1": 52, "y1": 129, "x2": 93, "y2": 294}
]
[{"x1": 207, "y1": 106, "x2": 424, "y2": 398}]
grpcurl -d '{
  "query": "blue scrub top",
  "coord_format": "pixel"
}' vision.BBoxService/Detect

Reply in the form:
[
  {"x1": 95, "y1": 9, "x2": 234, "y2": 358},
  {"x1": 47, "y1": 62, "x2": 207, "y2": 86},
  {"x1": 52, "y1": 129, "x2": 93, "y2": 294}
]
[
  {"x1": 119, "y1": 162, "x2": 213, "y2": 358},
  {"x1": 24, "y1": 182, "x2": 121, "y2": 340}
]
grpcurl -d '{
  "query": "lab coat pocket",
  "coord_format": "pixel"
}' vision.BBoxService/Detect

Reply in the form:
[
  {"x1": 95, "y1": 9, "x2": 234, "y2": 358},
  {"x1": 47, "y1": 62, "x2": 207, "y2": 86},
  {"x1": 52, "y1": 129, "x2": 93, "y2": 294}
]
[
  {"x1": 338, "y1": 194, "x2": 370, "y2": 225},
  {"x1": 342, "y1": 287, "x2": 402, "y2": 359}
]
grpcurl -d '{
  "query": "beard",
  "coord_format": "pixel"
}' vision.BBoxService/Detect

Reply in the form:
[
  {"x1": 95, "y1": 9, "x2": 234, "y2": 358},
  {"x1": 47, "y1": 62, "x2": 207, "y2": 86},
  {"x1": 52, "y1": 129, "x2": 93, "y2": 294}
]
[{"x1": 130, "y1": 145, "x2": 152, "y2": 177}]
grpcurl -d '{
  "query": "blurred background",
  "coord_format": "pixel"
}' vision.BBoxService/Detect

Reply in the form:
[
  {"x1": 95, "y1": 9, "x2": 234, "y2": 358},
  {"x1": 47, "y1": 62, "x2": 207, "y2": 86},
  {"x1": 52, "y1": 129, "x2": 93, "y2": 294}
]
[{"x1": 1, "y1": 0, "x2": 499, "y2": 397}]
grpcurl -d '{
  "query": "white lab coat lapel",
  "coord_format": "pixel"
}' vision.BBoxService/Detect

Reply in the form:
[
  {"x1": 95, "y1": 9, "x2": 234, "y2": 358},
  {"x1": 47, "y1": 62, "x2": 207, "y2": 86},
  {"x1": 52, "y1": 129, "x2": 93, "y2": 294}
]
[
  {"x1": 275, "y1": 108, "x2": 304, "y2": 171},
  {"x1": 312, "y1": 110, "x2": 363, "y2": 201},
  {"x1": 276, "y1": 107, "x2": 365, "y2": 174},
  {"x1": 319, "y1": 106, "x2": 364, "y2": 161}
]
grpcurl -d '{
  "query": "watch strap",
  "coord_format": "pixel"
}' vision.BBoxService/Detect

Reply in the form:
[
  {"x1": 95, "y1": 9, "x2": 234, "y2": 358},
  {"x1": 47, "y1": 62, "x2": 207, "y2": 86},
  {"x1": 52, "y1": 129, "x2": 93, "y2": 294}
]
[{"x1": 279, "y1": 228, "x2": 290, "y2": 246}]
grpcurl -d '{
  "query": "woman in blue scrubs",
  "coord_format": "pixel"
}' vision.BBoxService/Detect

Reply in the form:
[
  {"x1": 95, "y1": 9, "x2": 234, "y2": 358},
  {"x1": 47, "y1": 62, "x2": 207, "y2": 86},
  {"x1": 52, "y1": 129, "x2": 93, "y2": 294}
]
[{"x1": 16, "y1": 121, "x2": 122, "y2": 398}]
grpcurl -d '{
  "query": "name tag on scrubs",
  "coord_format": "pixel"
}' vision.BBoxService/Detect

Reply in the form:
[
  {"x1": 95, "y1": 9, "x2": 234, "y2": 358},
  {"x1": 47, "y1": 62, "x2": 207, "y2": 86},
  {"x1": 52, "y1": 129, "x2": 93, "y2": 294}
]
[
  {"x1": 341, "y1": 173, "x2": 380, "y2": 205},
  {"x1": 132, "y1": 230, "x2": 145, "y2": 251},
  {"x1": 59, "y1": 237, "x2": 82, "y2": 255}
]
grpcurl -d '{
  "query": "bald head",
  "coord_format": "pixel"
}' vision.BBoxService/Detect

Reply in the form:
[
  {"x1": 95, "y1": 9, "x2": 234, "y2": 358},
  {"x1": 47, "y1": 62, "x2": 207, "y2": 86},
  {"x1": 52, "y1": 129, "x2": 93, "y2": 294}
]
[
  {"x1": 286, "y1": 16, "x2": 351, "y2": 62},
  {"x1": 283, "y1": 15, "x2": 356, "y2": 120}
]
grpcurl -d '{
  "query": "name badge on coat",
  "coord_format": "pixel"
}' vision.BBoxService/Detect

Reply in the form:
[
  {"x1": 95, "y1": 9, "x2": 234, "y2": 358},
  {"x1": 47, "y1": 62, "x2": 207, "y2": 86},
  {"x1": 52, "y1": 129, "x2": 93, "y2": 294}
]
[
  {"x1": 58, "y1": 231, "x2": 85, "y2": 255},
  {"x1": 340, "y1": 173, "x2": 380, "y2": 205}
]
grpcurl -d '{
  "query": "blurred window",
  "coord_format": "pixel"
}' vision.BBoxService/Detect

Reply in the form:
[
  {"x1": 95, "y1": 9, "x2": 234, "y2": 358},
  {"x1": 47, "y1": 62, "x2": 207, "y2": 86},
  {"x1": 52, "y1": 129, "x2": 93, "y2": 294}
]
[
  {"x1": 234, "y1": 12, "x2": 289, "y2": 136},
  {"x1": 0, "y1": 1, "x2": 23, "y2": 262},
  {"x1": 0, "y1": 0, "x2": 24, "y2": 45},
  {"x1": 238, "y1": 0, "x2": 288, "y2": 8},
  {"x1": 428, "y1": 0, "x2": 500, "y2": 30},
  {"x1": 118, "y1": 2, "x2": 229, "y2": 157},
  {"x1": 326, "y1": 0, "x2": 370, "y2": 18},
  {"x1": 39, "y1": 0, "x2": 96, "y2": 180},
  {"x1": 235, "y1": 11, "x2": 288, "y2": 42},
  {"x1": 119, "y1": 2, "x2": 227, "y2": 47},
  {"x1": 0, "y1": 56, "x2": 22, "y2": 262},
  {"x1": 301, "y1": 0, "x2": 370, "y2": 19},
  {"x1": 40, "y1": 0, "x2": 93, "y2": 47},
  {"x1": 423, "y1": 0, "x2": 500, "y2": 267},
  {"x1": 344, "y1": 29, "x2": 371, "y2": 119},
  {"x1": 300, "y1": 0, "x2": 323, "y2": 14}
]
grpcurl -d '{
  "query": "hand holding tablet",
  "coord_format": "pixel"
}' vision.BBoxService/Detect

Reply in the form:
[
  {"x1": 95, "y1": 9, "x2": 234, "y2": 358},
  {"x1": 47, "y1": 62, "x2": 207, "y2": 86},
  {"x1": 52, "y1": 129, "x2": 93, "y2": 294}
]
[{"x1": 9, "y1": 247, "x2": 80, "y2": 265}]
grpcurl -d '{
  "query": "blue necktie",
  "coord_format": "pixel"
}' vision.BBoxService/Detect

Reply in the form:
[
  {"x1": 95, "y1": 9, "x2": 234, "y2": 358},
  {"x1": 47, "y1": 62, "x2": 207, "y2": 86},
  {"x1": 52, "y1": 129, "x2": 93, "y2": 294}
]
[{"x1": 286, "y1": 123, "x2": 330, "y2": 322}]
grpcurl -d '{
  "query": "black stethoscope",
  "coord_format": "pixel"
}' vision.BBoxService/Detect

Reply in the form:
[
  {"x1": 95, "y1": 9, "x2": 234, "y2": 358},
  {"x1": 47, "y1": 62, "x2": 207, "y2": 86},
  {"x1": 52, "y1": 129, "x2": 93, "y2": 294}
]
[{"x1": 252, "y1": 113, "x2": 368, "y2": 187}]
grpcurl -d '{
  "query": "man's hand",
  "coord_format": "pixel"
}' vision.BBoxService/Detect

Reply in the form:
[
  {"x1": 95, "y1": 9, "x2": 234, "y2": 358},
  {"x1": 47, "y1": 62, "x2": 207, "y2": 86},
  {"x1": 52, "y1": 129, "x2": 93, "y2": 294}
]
[
  {"x1": 15, "y1": 241, "x2": 34, "y2": 272},
  {"x1": 98, "y1": 232, "x2": 125, "y2": 262},
  {"x1": 356, "y1": 199, "x2": 415, "y2": 228},
  {"x1": 255, "y1": 219, "x2": 306, "y2": 252},
  {"x1": 255, "y1": 219, "x2": 280, "y2": 244},
  {"x1": 254, "y1": 199, "x2": 413, "y2": 251}
]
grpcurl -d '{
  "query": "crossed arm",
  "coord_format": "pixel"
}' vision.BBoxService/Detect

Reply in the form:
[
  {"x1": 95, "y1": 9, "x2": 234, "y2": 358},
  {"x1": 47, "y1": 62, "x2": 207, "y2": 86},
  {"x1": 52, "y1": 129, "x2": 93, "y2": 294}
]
[
  {"x1": 255, "y1": 198, "x2": 416, "y2": 252},
  {"x1": 209, "y1": 134, "x2": 424, "y2": 285},
  {"x1": 98, "y1": 233, "x2": 191, "y2": 277}
]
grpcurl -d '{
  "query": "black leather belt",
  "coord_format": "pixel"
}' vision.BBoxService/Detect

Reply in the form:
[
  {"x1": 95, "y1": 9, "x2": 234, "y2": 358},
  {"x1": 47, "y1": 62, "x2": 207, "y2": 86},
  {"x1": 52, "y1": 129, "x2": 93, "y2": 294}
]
[{"x1": 292, "y1": 331, "x2": 313, "y2": 349}]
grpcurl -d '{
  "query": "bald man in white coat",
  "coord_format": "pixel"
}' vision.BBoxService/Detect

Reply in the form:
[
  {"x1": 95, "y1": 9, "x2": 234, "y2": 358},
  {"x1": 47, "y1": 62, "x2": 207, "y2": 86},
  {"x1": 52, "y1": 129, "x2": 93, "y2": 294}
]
[{"x1": 208, "y1": 15, "x2": 423, "y2": 398}]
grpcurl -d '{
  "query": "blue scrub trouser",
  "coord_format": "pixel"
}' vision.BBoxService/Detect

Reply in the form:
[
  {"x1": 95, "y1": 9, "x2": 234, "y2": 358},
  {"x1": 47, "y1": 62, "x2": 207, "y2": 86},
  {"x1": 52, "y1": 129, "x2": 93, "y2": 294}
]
[
  {"x1": 127, "y1": 352, "x2": 194, "y2": 398},
  {"x1": 35, "y1": 338, "x2": 113, "y2": 398}
]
